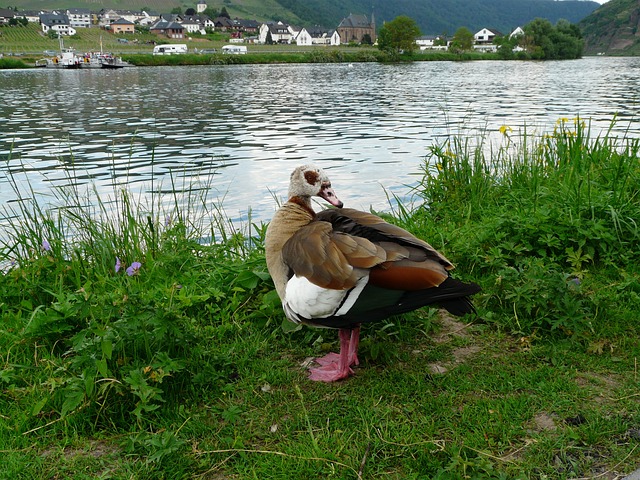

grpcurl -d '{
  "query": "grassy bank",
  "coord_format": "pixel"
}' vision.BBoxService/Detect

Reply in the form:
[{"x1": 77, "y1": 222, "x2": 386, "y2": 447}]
[
  {"x1": 1, "y1": 119, "x2": 639, "y2": 478},
  {"x1": 0, "y1": 49, "x2": 497, "y2": 69}
]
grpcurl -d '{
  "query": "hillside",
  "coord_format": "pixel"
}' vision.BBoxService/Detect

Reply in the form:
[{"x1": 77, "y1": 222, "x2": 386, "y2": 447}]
[
  {"x1": 579, "y1": 0, "x2": 640, "y2": 55},
  {"x1": 277, "y1": 0, "x2": 600, "y2": 35},
  {"x1": 7, "y1": 0, "x2": 600, "y2": 35}
]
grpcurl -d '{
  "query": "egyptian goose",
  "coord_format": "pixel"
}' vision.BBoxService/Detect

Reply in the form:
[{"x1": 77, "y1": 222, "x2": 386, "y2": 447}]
[{"x1": 265, "y1": 165, "x2": 481, "y2": 382}]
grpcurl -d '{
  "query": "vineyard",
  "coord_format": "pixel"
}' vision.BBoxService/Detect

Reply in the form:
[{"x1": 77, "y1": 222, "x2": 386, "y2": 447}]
[{"x1": 0, "y1": 23, "x2": 219, "y2": 56}]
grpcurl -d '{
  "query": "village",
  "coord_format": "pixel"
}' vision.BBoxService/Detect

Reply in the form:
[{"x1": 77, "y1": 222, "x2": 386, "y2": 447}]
[{"x1": 0, "y1": 2, "x2": 522, "y2": 52}]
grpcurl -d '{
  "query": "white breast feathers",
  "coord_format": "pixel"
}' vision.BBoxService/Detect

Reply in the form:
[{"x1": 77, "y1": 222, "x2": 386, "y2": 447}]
[{"x1": 283, "y1": 274, "x2": 369, "y2": 323}]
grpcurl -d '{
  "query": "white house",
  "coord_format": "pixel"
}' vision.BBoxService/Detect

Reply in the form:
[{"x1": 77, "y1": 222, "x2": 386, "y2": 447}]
[
  {"x1": 138, "y1": 11, "x2": 161, "y2": 27},
  {"x1": 509, "y1": 26, "x2": 525, "y2": 39},
  {"x1": 328, "y1": 30, "x2": 340, "y2": 46},
  {"x1": 288, "y1": 24, "x2": 300, "y2": 40},
  {"x1": 180, "y1": 14, "x2": 213, "y2": 34},
  {"x1": 473, "y1": 27, "x2": 504, "y2": 52},
  {"x1": 20, "y1": 11, "x2": 42, "y2": 23},
  {"x1": 39, "y1": 12, "x2": 77, "y2": 36},
  {"x1": 66, "y1": 8, "x2": 91, "y2": 28},
  {"x1": 259, "y1": 21, "x2": 293, "y2": 44},
  {"x1": 295, "y1": 27, "x2": 339, "y2": 46},
  {"x1": 181, "y1": 17, "x2": 203, "y2": 34},
  {"x1": 474, "y1": 28, "x2": 503, "y2": 44},
  {"x1": 0, "y1": 8, "x2": 14, "y2": 25},
  {"x1": 509, "y1": 27, "x2": 526, "y2": 52},
  {"x1": 98, "y1": 9, "x2": 148, "y2": 27}
]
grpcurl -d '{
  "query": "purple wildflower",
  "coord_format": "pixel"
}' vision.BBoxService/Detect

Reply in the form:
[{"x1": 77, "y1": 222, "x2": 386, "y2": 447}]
[
  {"x1": 42, "y1": 239, "x2": 51, "y2": 252},
  {"x1": 115, "y1": 257, "x2": 123, "y2": 273},
  {"x1": 126, "y1": 261, "x2": 142, "y2": 276}
]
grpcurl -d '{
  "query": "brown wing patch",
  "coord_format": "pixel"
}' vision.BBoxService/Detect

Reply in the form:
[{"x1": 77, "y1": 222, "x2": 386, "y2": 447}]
[
  {"x1": 282, "y1": 222, "x2": 386, "y2": 290},
  {"x1": 369, "y1": 260, "x2": 448, "y2": 290},
  {"x1": 332, "y1": 233, "x2": 386, "y2": 268}
]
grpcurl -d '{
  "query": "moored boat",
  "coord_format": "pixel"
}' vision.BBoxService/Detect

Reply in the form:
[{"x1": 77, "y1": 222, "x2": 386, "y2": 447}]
[{"x1": 34, "y1": 35, "x2": 130, "y2": 69}]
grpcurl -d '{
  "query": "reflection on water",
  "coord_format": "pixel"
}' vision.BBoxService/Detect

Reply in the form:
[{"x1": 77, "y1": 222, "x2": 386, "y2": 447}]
[{"x1": 1, "y1": 57, "x2": 639, "y2": 228}]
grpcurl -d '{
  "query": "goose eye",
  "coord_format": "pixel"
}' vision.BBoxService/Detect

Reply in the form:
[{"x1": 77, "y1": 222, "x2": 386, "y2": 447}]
[{"x1": 304, "y1": 170, "x2": 320, "y2": 185}]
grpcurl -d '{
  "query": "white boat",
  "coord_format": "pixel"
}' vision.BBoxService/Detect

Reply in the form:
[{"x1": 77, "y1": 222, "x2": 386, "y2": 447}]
[
  {"x1": 35, "y1": 36, "x2": 129, "y2": 69},
  {"x1": 55, "y1": 48, "x2": 83, "y2": 68},
  {"x1": 79, "y1": 52, "x2": 129, "y2": 69}
]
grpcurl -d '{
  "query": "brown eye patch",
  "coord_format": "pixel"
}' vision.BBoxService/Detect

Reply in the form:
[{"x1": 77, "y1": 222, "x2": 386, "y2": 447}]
[{"x1": 304, "y1": 170, "x2": 319, "y2": 185}]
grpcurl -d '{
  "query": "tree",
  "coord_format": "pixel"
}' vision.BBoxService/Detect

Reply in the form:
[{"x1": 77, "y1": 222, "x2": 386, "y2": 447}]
[
  {"x1": 523, "y1": 18, "x2": 583, "y2": 59},
  {"x1": 449, "y1": 27, "x2": 474, "y2": 53},
  {"x1": 203, "y1": 7, "x2": 219, "y2": 19},
  {"x1": 170, "y1": 7, "x2": 182, "y2": 15},
  {"x1": 377, "y1": 15, "x2": 421, "y2": 54},
  {"x1": 493, "y1": 34, "x2": 518, "y2": 59},
  {"x1": 220, "y1": 7, "x2": 230, "y2": 19},
  {"x1": 523, "y1": 18, "x2": 554, "y2": 59},
  {"x1": 434, "y1": 35, "x2": 448, "y2": 47},
  {"x1": 552, "y1": 19, "x2": 583, "y2": 59},
  {"x1": 185, "y1": 8, "x2": 196, "y2": 16}
]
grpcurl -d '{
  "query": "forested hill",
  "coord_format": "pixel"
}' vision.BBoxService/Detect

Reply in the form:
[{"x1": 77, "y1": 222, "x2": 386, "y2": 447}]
[
  {"x1": 10, "y1": 0, "x2": 599, "y2": 35},
  {"x1": 277, "y1": 0, "x2": 600, "y2": 35},
  {"x1": 579, "y1": 0, "x2": 640, "y2": 55}
]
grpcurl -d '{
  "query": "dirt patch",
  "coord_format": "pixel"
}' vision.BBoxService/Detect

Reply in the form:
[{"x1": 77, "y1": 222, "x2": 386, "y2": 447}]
[
  {"x1": 427, "y1": 312, "x2": 480, "y2": 374},
  {"x1": 575, "y1": 371, "x2": 621, "y2": 391},
  {"x1": 431, "y1": 311, "x2": 472, "y2": 344},
  {"x1": 575, "y1": 371, "x2": 621, "y2": 404},
  {"x1": 41, "y1": 439, "x2": 119, "y2": 460},
  {"x1": 532, "y1": 412, "x2": 557, "y2": 432},
  {"x1": 452, "y1": 345, "x2": 481, "y2": 363}
]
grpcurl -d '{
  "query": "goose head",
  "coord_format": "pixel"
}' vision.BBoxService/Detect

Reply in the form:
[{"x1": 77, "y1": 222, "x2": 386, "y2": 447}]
[{"x1": 288, "y1": 164, "x2": 344, "y2": 208}]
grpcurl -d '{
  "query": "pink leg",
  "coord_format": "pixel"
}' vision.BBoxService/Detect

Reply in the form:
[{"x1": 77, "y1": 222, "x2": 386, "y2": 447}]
[
  {"x1": 308, "y1": 327, "x2": 361, "y2": 382},
  {"x1": 348, "y1": 326, "x2": 360, "y2": 366}
]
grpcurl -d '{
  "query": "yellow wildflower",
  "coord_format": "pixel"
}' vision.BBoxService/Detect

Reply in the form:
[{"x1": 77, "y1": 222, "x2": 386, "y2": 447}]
[{"x1": 499, "y1": 125, "x2": 513, "y2": 136}]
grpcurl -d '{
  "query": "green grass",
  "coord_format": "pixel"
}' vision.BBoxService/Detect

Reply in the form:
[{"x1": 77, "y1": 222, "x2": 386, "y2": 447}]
[{"x1": 1, "y1": 119, "x2": 639, "y2": 478}]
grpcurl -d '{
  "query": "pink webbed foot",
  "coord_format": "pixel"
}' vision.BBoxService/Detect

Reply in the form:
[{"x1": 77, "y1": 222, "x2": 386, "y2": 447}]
[
  {"x1": 308, "y1": 362, "x2": 354, "y2": 382},
  {"x1": 307, "y1": 327, "x2": 361, "y2": 382},
  {"x1": 312, "y1": 352, "x2": 341, "y2": 367}
]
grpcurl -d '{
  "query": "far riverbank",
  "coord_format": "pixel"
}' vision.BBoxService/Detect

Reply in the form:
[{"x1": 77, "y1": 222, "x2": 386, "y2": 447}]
[{"x1": 1, "y1": 49, "x2": 503, "y2": 69}]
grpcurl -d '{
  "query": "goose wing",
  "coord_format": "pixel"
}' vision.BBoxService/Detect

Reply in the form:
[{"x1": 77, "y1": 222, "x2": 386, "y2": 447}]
[
  {"x1": 282, "y1": 208, "x2": 453, "y2": 292},
  {"x1": 282, "y1": 220, "x2": 386, "y2": 290},
  {"x1": 316, "y1": 208, "x2": 452, "y2": 290}
]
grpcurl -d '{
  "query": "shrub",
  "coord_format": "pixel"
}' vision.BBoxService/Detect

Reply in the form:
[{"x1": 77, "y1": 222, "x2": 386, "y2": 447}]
[{"x1": 412, "y1": 118, "x2": 640, "y2": 337}]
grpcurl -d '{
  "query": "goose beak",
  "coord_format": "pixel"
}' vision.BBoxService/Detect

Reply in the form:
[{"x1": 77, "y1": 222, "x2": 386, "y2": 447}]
[{"x1": 319, "y1": 182, "x2": 343, "y2": 208}]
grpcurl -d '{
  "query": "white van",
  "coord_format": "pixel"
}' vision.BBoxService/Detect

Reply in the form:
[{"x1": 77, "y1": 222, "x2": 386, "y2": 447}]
[
  {"x1": 221, "y1": 45, "x2": 247, "y2": 55},
  {"x1": 153, "y1": 44, "x2": 188, "y2": 55}
]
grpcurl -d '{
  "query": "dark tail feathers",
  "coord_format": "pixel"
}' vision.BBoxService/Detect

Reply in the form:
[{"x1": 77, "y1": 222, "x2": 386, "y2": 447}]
[{"x1": 398, "y1": 276, "x2": 481, "y2": 317}]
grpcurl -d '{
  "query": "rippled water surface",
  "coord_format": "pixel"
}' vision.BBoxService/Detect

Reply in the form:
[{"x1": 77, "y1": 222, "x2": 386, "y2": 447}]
[{"x1": 1, "y1": 57, "x2": 639, "y2": 227}]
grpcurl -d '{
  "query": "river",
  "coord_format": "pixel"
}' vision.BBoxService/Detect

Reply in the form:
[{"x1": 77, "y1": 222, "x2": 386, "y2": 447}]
[{"x1": 1, "y1": 57, "x2": 639, "y2": 231}]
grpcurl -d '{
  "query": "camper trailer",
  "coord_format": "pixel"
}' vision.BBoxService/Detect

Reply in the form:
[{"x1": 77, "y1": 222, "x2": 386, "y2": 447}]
[
  {"x1": 153, "y1": 44, "x2": 188, "y2": 55},
  {"x1": 221, "y1": 45, "x2": 247, "y2": 55}
]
